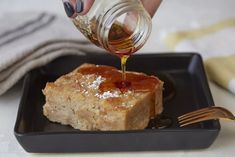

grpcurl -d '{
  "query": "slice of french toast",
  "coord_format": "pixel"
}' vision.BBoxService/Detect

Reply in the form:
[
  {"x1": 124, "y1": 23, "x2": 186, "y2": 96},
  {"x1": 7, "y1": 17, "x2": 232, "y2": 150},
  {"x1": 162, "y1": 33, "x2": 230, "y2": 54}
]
[{"x1": 43, "y1": 63, "x2": 163, "y2": 130}]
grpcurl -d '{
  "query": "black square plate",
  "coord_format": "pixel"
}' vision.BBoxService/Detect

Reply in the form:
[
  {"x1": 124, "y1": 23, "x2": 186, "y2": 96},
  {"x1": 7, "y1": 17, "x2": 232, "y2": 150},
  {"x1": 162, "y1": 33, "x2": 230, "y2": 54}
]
[{"x1": 14, "y1": 53, "x2": 220, "y2": 152}]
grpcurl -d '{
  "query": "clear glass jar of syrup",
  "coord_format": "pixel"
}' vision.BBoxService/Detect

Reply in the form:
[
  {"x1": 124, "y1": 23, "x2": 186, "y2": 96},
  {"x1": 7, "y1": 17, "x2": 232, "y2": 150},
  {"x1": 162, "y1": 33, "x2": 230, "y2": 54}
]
[{"x1": 71, "y1": 0, "x2": 152, "y2": 81}]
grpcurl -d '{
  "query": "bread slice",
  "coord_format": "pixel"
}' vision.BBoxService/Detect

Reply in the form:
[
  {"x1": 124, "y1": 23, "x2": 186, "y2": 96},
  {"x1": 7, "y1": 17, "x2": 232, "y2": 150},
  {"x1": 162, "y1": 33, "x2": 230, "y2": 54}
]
[{"x1": 43, "y1": 63, "x2": 163, "y2": 131}]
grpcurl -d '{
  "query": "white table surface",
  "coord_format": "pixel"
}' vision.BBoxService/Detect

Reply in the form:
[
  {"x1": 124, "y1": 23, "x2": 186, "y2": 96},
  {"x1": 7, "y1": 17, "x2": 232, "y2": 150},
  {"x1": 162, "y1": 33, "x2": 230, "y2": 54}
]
[{"x1": 0, "y1": 0, "x2": 235, "y2": 156}]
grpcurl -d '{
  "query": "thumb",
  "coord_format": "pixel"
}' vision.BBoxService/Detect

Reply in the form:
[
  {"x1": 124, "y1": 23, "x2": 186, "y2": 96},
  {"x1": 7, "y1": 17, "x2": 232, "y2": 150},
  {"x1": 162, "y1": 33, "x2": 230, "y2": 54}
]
[{"x1": 141, "y1": 0, "x2": 162, "y2": 17}]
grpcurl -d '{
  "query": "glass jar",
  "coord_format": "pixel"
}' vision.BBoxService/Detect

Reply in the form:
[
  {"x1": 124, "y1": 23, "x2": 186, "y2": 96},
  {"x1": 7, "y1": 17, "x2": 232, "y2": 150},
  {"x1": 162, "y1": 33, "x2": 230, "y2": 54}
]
[{"x1": 71, "y1": 0, "x2": 152, "y2": 56}]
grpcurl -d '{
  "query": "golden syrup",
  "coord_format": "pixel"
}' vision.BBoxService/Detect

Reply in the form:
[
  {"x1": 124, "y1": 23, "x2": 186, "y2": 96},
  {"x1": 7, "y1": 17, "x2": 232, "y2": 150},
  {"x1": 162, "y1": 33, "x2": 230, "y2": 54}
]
[
  {"x1": 78, "y1": 65, "x2": 159, "y2": 118},
  {"x1": 108, "y1": 22, "x2": 135, "y2": 55},
  {"x1": 78, "y1": 65, "x2": 159, "y2": 93},
  {"x1": 120, "y1": 55, "x2": 129, "y2": 81}
]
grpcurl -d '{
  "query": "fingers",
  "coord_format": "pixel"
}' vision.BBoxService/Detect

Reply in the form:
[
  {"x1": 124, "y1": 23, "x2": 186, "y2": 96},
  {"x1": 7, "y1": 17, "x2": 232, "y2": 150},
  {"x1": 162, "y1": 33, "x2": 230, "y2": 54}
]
[
  {"x1": 141, "y1": 0, "x2": 162, "y2": 17},
  {"x1": 62, "y1": 0, "x2": 161, "y2": 18},
  {"x1": 62, "y1": 0, "x2": 94, "y2": 18}
]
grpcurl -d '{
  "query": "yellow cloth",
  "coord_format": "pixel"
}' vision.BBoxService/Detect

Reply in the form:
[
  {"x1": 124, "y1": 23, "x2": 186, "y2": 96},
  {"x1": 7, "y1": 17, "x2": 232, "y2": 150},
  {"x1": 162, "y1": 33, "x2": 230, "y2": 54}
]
[{"x1": 162, "y1": 18, "x2": 235, "y2": 94}]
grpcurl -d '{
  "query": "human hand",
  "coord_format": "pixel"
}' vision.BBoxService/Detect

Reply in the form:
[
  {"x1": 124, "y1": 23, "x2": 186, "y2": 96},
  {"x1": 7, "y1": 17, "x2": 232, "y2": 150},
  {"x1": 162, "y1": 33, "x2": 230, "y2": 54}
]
[{"x1": 62, "y1": 0, "x2": 162, "y2": 18}]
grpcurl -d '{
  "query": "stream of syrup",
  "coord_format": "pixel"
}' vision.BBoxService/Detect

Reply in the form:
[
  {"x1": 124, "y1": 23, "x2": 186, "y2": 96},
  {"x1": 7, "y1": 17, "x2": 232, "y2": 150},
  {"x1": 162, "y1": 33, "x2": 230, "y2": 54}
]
[{"x1": 108, "y1": 22, "x2": 136, "y2": 83}]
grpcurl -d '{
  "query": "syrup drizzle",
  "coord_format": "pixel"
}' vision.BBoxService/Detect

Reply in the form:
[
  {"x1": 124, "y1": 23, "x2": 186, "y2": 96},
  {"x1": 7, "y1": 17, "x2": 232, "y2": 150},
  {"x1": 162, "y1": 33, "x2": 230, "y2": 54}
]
[
  {"x1": 78, "y1": 65, "x2": 160, "y2": 118},
  {"x1": 120, "y1": 55, "x2": 129, "y2": 81},
  {"x1": 78, "y1": 65, "x2": 159, "y2": 93}
]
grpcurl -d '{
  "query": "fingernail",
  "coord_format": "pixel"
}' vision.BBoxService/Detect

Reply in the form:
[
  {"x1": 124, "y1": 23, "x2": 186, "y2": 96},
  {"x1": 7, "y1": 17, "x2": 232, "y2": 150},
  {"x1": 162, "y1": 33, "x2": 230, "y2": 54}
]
[
  {"x1": 63, "y1": 2, "x2": 74, "y2": 17},
  {"x1": 75, "y1": 0, "x2": 84, "y2": 13}
]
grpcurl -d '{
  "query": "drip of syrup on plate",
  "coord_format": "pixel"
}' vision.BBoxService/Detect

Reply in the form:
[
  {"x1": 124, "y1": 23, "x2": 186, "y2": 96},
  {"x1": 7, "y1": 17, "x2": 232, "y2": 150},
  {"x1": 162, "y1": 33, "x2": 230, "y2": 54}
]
[{"x1": 147, "y1": 115, "x2": 173, "y2": 129}]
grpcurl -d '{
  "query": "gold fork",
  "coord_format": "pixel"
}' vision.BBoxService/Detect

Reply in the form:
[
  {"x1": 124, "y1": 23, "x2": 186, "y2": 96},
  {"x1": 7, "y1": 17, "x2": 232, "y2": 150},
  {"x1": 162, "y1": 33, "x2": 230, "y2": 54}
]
[{"x1": 178, "y1": 106, "x2": 235, "y2": 127}]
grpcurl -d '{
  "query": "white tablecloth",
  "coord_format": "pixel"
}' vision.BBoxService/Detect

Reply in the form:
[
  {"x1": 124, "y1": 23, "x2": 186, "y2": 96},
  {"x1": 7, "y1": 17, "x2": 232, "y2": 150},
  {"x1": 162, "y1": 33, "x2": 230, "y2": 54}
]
[{"x1": 0, "y1": 0, "x2": 235, "y2": 156}]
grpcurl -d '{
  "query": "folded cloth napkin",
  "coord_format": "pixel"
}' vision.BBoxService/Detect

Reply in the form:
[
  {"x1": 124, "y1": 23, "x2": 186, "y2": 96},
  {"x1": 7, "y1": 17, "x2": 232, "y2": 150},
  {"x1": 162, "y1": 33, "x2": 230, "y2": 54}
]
[
  {"x1": 0, "y1": 12, "x2": 105, "y2": 95},
  {"x1": 161, "y1": 18, "x2": 235, "y2": 94}
]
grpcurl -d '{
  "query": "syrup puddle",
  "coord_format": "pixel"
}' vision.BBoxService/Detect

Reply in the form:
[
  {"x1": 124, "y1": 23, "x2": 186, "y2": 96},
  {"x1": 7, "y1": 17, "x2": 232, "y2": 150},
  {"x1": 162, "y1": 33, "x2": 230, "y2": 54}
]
[{"x1": 147, "y1": 115, "x2": 173, "y2": 129}]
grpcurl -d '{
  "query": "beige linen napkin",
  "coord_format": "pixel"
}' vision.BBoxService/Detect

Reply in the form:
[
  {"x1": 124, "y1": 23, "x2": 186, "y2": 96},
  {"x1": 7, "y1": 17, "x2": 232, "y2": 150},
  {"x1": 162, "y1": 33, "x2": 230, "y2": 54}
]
[{"x1": 0, "y1": 12, "x2": 105, "y2": 95}]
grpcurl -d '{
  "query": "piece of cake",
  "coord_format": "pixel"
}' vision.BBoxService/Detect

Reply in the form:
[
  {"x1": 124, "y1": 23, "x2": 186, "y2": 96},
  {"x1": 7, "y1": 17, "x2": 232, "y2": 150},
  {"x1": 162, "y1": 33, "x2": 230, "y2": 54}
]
[{"x1": 43, "y1": 63, "x2": 163, "y2": 131}]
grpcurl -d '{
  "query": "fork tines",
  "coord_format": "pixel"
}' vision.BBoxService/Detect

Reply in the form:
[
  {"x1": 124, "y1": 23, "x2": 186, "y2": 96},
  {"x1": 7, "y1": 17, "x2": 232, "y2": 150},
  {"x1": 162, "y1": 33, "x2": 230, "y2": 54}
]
[{"x1": 178, "y1": 107, "x2": 216, "y2": 127}]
